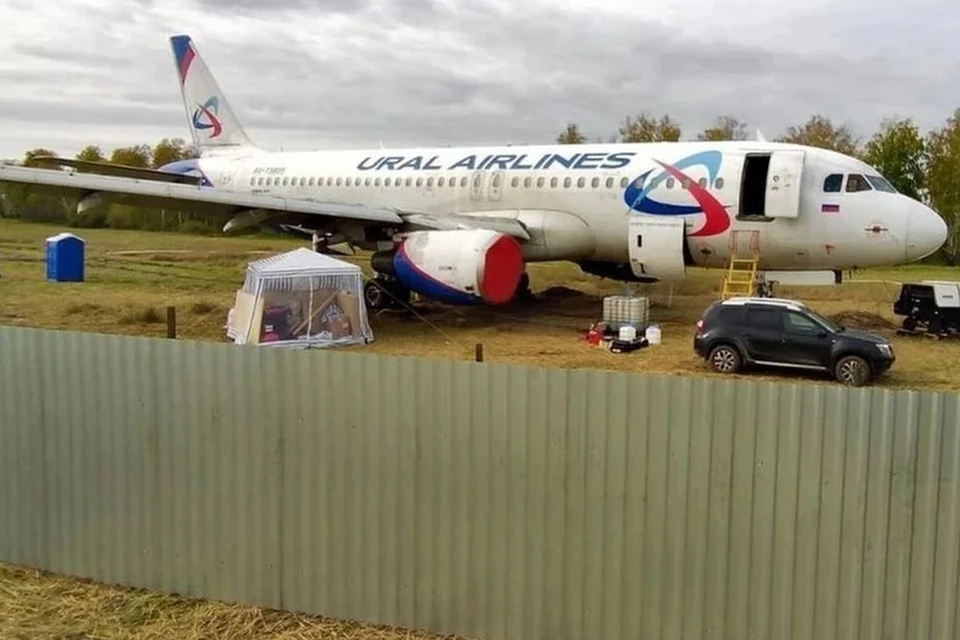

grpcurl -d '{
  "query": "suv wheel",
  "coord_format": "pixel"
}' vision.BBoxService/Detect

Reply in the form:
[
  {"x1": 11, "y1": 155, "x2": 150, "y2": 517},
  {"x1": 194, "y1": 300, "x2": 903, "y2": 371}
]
[
  {"x1": 834, "y1": 355, "x2": 871, "y2": 387},
  {"x1": 708, "y1": 344, "x2": 742, "y2": 374}
]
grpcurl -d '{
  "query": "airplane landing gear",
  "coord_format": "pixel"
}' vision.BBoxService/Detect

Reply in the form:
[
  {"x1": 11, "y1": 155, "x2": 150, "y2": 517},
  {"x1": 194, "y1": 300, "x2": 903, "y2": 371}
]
[
  {"x1": 513, "y1": 272, "x2": 533, "y2": 301},
  {"x1": 363, "y1": 276, "x2": 410, "y2": 311}
]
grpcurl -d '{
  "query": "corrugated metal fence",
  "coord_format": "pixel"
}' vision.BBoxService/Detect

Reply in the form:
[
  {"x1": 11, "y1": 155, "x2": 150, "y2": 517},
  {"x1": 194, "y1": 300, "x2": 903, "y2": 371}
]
[{"x1": 1, "y1": 325, "x2": 959, "y2": 640}]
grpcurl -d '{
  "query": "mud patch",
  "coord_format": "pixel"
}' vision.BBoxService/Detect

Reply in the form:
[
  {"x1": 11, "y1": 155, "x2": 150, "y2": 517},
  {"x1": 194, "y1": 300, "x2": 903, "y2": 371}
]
[
  {"x1": 830, "y1": 310, "x2": 898, "y2": 331},
  {"x1": 538, "y1": 286, "x2": 590, "y2": 299}
]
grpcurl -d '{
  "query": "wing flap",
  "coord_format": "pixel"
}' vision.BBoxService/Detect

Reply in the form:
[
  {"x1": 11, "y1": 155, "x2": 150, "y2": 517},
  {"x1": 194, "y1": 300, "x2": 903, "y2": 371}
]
[
  {"x1": 0, "y1": 163, "x2": 405, "y2": 225},
  {"x1": 402, "y1": 212, "x2": 532, "y2": 240}
]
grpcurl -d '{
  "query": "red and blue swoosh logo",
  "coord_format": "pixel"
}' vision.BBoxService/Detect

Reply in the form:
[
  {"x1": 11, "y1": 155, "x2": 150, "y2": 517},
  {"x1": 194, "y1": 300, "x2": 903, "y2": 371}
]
[
  {"x1": 191, "y1": 96, "x2": 223, "y2": 138},
  {"x1": 623, "y1": 150, "x2": 730, "y2": 237}
]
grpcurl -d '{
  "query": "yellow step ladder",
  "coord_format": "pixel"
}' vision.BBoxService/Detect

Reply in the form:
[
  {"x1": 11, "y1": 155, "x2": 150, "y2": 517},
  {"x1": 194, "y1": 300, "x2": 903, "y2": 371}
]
[{"x1": 721, "y1": 230, "x2": 760, "y2": 299}]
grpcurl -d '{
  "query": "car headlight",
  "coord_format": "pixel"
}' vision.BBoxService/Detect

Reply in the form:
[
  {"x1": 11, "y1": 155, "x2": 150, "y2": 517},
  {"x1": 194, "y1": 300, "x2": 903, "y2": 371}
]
[{"x1": 877, "y1": 343, "x2": 893, "y2": 357}]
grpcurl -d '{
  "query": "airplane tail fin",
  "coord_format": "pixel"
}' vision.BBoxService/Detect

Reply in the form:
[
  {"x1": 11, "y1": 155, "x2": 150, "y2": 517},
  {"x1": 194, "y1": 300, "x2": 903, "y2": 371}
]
[{"x1": 169, "y1": 34, "x2": 258, "y2": 156}]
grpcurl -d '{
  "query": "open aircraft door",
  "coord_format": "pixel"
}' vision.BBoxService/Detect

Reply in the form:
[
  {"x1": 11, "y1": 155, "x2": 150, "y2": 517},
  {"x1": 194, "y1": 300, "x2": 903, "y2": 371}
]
[
  {"x1": 628, "y1": 216, "x2": 687, "y2": 281},
  {"x1": 764, "y1": 149, "x2": 805, "y2": 218}
]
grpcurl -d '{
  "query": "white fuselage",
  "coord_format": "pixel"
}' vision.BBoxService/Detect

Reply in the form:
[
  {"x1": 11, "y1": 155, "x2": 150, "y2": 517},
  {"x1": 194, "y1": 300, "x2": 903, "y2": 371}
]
[{"x1": 180, "y1": 139, "x2": 947, "y2": 275}]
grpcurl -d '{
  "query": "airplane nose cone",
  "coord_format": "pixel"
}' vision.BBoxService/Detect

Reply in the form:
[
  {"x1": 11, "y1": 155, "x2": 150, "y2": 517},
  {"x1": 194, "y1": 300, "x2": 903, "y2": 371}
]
[{"x1": 906, "y1": 203, "x2": 949, "y2": 261}]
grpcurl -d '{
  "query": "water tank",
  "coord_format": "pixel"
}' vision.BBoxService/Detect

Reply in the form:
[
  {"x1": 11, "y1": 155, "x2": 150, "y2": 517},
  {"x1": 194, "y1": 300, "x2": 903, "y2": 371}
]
[{"x1": 45, "y1": 232, "x2": 85, "y2": 282}]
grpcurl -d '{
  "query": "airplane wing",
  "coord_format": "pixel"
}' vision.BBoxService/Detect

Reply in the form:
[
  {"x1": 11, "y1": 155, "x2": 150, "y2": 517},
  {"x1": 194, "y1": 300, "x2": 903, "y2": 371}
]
[
  {"x1": 0, "y1": 162, "x2": 540, "y2": 241},
  {"x1": 0, "y1": 162, "x2": 404, "y2": 229},
  {"x1": 0, "y1": 162, "x2": 541, "y2": 242},
  {"x1": 28, "y1": 156, "x2": 205, "y2": 185}
]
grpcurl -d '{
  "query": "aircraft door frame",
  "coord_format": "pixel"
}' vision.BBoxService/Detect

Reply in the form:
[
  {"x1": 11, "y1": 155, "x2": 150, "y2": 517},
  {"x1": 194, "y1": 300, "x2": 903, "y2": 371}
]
[
  {"x1": 628, "y1": 216, "x2": 687, "y2": 280},
  {"x1": 764, "y1": 149, "x2": 805, "y2": 218}
]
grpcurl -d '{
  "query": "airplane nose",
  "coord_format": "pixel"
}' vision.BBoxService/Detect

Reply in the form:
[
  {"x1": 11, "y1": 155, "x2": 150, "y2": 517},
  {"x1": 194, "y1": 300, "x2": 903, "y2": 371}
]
[{"x1": 906, "y1": 202, "x2": 949, "y2": 261}]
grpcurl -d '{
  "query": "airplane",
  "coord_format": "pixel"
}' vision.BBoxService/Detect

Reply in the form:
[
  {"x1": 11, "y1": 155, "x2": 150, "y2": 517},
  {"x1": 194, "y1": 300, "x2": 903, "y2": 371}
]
[{"x1": 0, "y1": 34, "x2": 948, "y2": 312}]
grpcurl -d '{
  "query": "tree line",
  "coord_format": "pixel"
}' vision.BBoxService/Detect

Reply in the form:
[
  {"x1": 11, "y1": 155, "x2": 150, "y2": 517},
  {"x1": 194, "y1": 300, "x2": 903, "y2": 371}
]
[{"x1": 2, "y1": 110, "x2": 960, "y2": 262}]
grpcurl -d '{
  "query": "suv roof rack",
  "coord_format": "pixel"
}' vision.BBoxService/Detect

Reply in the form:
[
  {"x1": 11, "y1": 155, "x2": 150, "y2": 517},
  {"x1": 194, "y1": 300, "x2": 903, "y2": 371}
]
[{"x1": 720, "y1": 296, "x2": 807, "y2": 310}]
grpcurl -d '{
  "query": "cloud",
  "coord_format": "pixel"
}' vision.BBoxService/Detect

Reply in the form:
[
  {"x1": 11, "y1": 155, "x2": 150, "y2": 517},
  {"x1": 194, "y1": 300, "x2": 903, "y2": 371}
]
[{"x1": 0, "y1": 0, "x2": 957, "y2": 159}]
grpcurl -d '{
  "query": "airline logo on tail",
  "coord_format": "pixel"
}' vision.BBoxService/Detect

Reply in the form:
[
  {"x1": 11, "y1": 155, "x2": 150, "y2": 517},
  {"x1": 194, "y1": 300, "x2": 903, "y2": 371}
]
[
  {"x1": 624, "y1": 150, "x2": 731, "y2": 237},
  {"x1": 191, "y1": 96, "x2": 223, "y2": 138}
]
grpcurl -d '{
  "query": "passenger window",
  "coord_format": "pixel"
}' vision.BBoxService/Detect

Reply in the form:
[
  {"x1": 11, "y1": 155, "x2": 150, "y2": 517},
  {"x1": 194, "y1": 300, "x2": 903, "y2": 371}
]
[
  {"x1": 698, "y1": 177, "x2": 707, "y2": 188},
  {"x1": 385, "y1": 177, "x2": 392, "y2": 187},
  {"x1": 537, "y1": 177, "x2": 544, "y2": 187},
  {"x1": 745, "y1": 307, "x2": 782, "y2": 331},
  {"x1": 336, "y1": 177, "x2": 342, "y2": 187},
  {"x1": 846, "y1": 173, "x2": 871, "y2": 192},
  {"x1": 718, "y1": 308, "x2": 742, "y2": 324},
  {"x1": 621, "y1": 177, "x2": 629, "y2": 188},
  {"x1": 784, "y1": 312, "x2": 821, "y2": 335},
  {"x1": 715, "y1": 177, "x2": 724, "y2": 189},
  {"x1": 365, "y1": 177, "x2": 372, "y2": 186},
  {"x1": 437, "y1": 177, "x2": 444, "y2": 187},
  {"x1": 524, "y1": 177, "x2": 531, "y2": 188},
  {"x1": 823, "y1": 173, "x2": 843, "y2": 192},
  {"x1": 405, "y1": 177, "x2": 412, "y2": 187},
  {"x1": 666, "y1": 178, "x2": 675, "y2": 189},
  {"x1": 492, "y1": 174, "x2": 501, "y2": 188},
  {"x1": 550, "y1": 177, "x2": 558, "y2": 188},
  {"x1": 461, "y1": 177, "x2": 468, "y2": 187},
  {"x1": 375, "y1": 177, "x2": 382, "y2": 187},
  {"x1": 606, "y1": 177, "x2": 614, "y2": 188},
  {"x1": 416, "y1": 178, "x2": 423, "y2": 187},
  {"x1": 577, "y1": 177, "x2": 585, "y2": 188},
  {"x1": 300, "y1": 177, "x2": 307, "y2": 187},
  {"x1": 511, "y1": 177, "x2": 519, "y2": 188}
]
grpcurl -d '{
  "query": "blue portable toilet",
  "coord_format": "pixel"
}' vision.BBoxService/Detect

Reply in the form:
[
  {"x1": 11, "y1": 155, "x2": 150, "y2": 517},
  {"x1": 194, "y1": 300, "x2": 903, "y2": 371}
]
[{"x1": 46, "y1": 232, "x2": 85, "y2": 282}]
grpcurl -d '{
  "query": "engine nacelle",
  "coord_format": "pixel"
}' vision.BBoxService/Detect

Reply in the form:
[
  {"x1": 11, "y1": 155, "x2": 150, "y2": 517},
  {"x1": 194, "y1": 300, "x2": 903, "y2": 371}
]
[{"x1": 373, "y1": 229, "x2": 525, "y2": 305}]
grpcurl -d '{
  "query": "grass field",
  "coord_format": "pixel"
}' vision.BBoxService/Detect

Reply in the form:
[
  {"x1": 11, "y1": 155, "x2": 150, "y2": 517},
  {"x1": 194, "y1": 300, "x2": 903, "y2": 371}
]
[
  {"x1": 2, "y1": 218, "x2": 960, "y2": 638},
  {"x1": 0, "y1": 562, "x2": 466, "y2": 640},
  {"x1": 2, "y1": 218, "x2": 960, "y2": 391}
]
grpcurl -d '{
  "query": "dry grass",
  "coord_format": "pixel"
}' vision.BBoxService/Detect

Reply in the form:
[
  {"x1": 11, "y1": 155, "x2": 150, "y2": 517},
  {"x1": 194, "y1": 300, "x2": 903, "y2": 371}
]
[
  {"x1": 0, "y1": 562, "x2": 467, "y2": 640},
  {"x1": 3, "y1": 219, "x2": 960, "y2": 392}
]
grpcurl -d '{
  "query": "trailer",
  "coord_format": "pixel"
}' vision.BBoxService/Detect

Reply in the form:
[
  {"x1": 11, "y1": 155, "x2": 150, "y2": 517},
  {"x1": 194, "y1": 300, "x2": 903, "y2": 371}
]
[{"x1": 893, "y1": 280, "x2": 960, "y2": 337}]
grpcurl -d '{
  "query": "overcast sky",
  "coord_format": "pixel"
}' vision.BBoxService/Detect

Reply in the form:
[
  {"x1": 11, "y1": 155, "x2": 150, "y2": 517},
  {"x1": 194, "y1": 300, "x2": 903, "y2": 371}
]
[{"x1": 0, "y1": 0, "x2": 957, "y2": 160}]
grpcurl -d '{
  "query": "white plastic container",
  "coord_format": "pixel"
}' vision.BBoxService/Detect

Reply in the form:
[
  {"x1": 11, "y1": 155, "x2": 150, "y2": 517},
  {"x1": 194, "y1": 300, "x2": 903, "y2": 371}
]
[
  {"x1": 618, "y1": 325, "x2": 637, "y2": 341},
  {"x1": 645, "y1": 324, "x2": 661, "y2": 345}
]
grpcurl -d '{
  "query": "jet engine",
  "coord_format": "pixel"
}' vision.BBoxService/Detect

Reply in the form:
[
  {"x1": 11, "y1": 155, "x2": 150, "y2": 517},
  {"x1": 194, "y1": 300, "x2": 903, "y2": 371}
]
[{"x1": 371, "y1": 229, "x2": 525, "y2": 305}]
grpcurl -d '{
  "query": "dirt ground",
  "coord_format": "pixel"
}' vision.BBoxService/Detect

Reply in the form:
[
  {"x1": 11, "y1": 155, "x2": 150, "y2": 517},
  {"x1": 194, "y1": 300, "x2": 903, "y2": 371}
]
[{"x1": 2, "y1": 219, "x2": 960, "y2": 392}]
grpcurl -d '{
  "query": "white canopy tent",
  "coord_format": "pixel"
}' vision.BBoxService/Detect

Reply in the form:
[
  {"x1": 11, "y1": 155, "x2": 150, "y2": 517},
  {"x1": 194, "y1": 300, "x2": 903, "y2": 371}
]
[{"x1": 226, "y1": 247, "x2": 374, "y2": 347}]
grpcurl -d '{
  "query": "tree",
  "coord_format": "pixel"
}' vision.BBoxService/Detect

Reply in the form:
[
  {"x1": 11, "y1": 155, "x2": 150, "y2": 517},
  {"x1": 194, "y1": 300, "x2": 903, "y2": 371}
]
[
  {"x1": 697, "y1": 115, "x2": 748, "y2": 141},
  {"x1": 109, "y1": 144, "x2": 152, "y2": 168},
  {"x1": 860, "y1": 117, "x2": 927, "y2": 201},
  {"x1": 76, "y1": 145, "x2": 105, "y2": 162},
  {"x1": 776, "y1": 114, "x2": 859, "y2": 155},
  {"x1": 924, "y1": 108, "x2": 960, "y2": 264},
  {"x1": 618, "y1": 113, "x2": 681, "y2": 142},
  {"x1": 556, "y1": 124, "x2": 586, "y2": 144},
  {"x1": 22, "y1": 147, "x2": 58, "y2": 166},
  {"x1": 151, "y1": 137, "x2": 199, "y2": 167}
]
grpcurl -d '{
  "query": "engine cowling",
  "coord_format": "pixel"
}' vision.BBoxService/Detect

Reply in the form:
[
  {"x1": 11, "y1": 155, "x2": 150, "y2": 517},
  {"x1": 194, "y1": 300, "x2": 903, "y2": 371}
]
[{"x1": 374, "y1": 229, "x2": 525, "y2": 305}]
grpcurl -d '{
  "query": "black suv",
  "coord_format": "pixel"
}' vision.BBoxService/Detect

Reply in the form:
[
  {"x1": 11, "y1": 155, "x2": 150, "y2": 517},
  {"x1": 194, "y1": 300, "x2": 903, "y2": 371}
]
[{"x1": 693, "y1": 297, "x2": 895, "y2": 386}]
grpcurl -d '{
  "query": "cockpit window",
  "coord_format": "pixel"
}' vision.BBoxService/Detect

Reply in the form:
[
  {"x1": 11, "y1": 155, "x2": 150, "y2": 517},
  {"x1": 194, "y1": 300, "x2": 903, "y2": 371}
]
[
  {"x1": 865, "y1": 175, "x2": 897, "y2": 193},
  {"x1": 845, "y1": 173, "x2": 872, "y2": 192},
  {"x1": 823, "y1": 173, "x2": 843, "y2": 192}
]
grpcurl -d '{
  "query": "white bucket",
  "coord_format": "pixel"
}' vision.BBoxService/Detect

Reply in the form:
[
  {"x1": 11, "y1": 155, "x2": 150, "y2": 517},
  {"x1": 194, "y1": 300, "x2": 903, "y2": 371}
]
[
  {"x1": 645, "y1": 324, "x2": 661, "y2": 345},
  {"x1": 618, "y1": 325, "x2": 637, "y2": 341}
]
